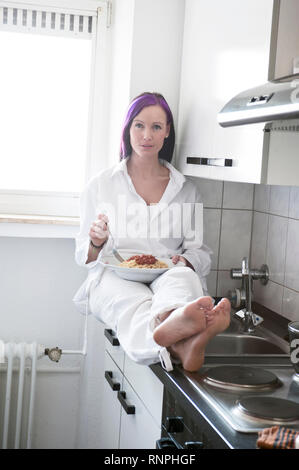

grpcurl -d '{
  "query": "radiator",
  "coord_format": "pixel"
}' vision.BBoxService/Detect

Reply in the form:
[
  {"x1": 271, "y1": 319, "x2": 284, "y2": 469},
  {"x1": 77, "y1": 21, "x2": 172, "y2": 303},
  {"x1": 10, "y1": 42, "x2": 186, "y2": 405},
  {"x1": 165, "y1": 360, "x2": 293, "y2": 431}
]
[
  {"x1": 0, "y1": 310, "x2": 88, "y2": 449},
  {"x1": 0, "y1": 342, "x2": 45, "y2": 449}
]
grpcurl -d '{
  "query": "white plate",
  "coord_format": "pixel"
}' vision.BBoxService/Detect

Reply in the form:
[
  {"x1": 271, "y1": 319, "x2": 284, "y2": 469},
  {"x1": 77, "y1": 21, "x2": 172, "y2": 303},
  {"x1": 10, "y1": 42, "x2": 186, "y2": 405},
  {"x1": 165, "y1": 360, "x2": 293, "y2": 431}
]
[{"x1": 99, "y1": 254, "x2": 177, "y2": 283}]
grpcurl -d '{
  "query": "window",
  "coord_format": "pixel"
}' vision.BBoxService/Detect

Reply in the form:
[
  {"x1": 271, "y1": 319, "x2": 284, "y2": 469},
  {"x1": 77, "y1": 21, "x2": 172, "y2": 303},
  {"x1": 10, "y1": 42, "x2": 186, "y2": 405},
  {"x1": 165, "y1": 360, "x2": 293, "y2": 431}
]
[{"x1": 0, "y1": 1, "x2": 110, "y2": 217}]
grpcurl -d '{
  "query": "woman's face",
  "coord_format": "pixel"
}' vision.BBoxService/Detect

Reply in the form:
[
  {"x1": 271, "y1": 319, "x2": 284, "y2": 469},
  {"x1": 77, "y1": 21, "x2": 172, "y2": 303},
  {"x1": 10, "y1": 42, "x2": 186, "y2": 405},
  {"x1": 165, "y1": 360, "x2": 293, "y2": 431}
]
[{"x1": 129, "y1": 105, "x2": 170, "y2": 160}]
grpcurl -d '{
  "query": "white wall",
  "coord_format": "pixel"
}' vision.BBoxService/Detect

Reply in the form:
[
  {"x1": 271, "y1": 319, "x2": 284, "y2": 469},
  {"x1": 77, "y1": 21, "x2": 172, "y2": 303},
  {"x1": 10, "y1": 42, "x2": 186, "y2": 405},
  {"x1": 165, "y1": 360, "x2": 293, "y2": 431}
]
[
  {"x1": 129, "y1": 0, "x2": 185, "y2": 118},
  {"x1": 0, "y1": 237, "x2": 86, "y2": 448},
  {"x1": 106, "y1": 0, "x2": 185, "y2": 166},
  {"x1": 105, "y1": 0, "x2": 135, "y2": 167}
]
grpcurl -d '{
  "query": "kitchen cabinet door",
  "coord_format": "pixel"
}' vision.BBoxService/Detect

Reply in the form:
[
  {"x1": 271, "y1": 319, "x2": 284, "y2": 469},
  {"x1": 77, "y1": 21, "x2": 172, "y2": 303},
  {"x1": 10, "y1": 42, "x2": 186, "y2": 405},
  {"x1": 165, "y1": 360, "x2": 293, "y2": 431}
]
[
  {"x1": 104, "y1": 328, "x2": 125, "y2": 372},
  {"x1": 123, "y1": 355, "x2": 163, "y2": 427},
  {"x1": 177, "y1": 0, "x2": 274, "y2": 184},
  {"x1": 118, "y1": 377, "x2": 161, "y2": 449},
  {"x1": 270, "y1": 0, "x2": 299, "y2": 79},
  {"x1": 98, "y1": 351, "x2": 124, "y2": 449}
]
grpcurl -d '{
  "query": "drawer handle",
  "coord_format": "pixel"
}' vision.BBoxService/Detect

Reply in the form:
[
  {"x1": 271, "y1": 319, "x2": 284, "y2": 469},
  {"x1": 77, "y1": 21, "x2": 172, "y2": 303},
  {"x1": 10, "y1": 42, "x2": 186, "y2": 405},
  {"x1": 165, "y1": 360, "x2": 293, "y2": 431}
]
[
  {"x1": 117, "y1": 391, "x2": 135, "y2": 415},
  {"x1": 104, "y1": 328, "x2": 120, "y2": 346},
  {"x1": 165, "y1": 416, "x2": 184, "y2": 433},
  {"x1": 104, "y1": 370, "x2": 120, "y2": 391},
  {"x1": 156, "y1": 438, "x2": 180, "y2": 449},
  {"x1": 186, "y1": 157, "x2": 233, "y2": 167}
]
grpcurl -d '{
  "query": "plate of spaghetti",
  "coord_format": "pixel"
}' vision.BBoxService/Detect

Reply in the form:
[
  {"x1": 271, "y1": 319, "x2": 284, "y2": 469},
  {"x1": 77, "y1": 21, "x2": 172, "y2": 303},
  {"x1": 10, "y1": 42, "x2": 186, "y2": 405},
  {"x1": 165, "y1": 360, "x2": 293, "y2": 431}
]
[{"x1": 100, "y1": 253, "x2": 173, "y2": 282}]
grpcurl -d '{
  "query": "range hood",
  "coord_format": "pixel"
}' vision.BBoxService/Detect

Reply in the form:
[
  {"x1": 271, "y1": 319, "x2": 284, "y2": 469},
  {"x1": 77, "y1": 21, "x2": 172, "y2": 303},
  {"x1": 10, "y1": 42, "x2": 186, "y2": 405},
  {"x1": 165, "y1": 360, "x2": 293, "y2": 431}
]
[{"x1": 218, "y1": 74, "x2": 299, "y2": 127}]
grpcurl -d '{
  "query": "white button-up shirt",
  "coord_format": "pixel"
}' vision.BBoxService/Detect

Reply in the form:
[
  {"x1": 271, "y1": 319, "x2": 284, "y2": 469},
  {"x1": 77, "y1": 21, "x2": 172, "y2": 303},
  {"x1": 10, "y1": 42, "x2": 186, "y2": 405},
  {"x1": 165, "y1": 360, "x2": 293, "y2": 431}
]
[{"x1": 73, "y1": 158, "x2": 212, "y2": 313}]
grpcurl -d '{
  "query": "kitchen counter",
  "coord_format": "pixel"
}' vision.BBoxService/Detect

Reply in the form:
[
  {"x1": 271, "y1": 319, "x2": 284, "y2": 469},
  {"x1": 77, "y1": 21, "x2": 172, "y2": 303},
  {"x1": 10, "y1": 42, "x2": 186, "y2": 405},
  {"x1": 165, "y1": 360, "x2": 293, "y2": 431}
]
[
  {"x1": 151, "y1": 354, "x2": 295, "y2": 449},
  {"x1": 150, "y1": 306, "x2": 296, "y2": 450},
  {"x1": 151, "y1": 360, "x2": 254, "y2": 449}
]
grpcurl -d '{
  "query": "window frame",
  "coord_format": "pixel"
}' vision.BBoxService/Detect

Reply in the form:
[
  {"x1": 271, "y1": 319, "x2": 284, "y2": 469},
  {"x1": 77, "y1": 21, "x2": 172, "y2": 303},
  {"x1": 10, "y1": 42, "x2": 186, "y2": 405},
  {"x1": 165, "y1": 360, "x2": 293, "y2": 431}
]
[{"x1": 0, "y1": 0, "x2": 111, "y2": 217}]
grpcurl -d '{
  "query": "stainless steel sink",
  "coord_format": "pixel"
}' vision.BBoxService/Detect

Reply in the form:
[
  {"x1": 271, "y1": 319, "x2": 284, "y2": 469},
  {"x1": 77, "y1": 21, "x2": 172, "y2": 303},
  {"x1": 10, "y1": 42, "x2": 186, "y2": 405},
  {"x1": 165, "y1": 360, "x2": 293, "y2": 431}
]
[
  {"x1": 205, "y1": 334, "x2": 287, "y2": 355},
  {"x1": 203, "y1": 311, "x2": 290, "y2": 356}
]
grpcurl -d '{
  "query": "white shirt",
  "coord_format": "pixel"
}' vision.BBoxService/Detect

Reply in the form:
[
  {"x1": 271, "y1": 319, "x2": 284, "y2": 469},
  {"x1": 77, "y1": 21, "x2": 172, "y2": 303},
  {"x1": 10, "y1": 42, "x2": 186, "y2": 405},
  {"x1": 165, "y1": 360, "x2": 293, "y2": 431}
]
[{"x1": 73, "y1": 158, "x2": 212, "y2": 313}]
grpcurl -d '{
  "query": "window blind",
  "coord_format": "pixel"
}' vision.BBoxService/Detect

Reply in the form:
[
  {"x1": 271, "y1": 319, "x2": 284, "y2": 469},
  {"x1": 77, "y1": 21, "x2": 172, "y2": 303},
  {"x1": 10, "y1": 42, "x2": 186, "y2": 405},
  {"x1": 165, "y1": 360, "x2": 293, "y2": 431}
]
[{"x1": 0, "y1": 5, "x2": 96, "y2": 38}]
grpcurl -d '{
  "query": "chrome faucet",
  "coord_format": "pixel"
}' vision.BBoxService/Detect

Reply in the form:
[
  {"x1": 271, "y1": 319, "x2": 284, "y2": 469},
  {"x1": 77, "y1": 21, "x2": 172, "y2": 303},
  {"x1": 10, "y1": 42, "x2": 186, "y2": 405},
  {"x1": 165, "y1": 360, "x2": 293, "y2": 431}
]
[{"x1": 229, "y1": 257, "x2": 269, "y2": 333}]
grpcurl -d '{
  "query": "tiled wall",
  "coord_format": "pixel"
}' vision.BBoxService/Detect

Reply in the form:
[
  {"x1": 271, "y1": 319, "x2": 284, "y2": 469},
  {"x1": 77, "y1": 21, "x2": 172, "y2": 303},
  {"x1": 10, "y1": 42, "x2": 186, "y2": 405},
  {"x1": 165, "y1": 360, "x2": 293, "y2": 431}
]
[
  {"x1": 252, "y1": 185, "x2": 299, "y2": 321},
  {"x1": 190, "y1": 177, "x2": 254, "y2": 298},
  {"x1": 190, "y1": 177, "x2": 299, "y2": 322}
]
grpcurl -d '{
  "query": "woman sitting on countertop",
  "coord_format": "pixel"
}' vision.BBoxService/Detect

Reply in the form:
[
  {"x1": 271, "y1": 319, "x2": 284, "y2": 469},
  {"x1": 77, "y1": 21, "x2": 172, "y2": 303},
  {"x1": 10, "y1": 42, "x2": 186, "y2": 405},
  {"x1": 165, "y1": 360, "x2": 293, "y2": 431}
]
[{"x1": 73, "y1": 92, "x2": 231, "y2": 372}]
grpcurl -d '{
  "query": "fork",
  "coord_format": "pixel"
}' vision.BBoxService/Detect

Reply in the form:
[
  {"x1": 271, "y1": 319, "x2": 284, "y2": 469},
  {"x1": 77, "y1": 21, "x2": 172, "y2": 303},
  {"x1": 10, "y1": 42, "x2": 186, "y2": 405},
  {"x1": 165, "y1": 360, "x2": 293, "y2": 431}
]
[{"x1": 106, "y1": 224, "x2": 125, "y2": 263}]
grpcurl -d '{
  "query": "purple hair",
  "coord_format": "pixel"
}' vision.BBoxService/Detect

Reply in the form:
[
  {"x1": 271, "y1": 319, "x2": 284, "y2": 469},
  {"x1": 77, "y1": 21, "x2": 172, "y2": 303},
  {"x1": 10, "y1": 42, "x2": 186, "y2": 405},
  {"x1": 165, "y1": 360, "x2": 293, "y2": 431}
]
[{"x1": 120, "y1": 92, "x2": 175, "y2": 162}]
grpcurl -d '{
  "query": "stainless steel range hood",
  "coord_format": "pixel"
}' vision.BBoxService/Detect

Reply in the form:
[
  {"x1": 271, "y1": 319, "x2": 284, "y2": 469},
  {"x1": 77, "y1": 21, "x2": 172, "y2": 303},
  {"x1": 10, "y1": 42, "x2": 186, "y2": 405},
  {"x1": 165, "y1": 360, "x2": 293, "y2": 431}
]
[{"x1": 218, "y1": 74, "x2": 299, "y2": 127}]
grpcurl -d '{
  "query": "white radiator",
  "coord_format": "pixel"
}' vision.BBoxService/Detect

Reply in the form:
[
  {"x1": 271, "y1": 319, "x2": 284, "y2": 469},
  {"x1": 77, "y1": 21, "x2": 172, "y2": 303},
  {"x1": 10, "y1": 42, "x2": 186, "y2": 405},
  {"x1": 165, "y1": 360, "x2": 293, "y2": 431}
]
[
  {"x1": 0, "y1": 341, "x2": 45, "y2": 449},
  {"x1": 0, "y1": 309, "x2": 88, "y2": 449}
]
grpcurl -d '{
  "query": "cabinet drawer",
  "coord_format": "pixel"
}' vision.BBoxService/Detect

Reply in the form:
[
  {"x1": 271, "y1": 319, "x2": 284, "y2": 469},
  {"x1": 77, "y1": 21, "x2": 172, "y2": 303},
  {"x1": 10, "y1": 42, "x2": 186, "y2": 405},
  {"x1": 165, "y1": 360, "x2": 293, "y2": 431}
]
[
  {"x1": 104, "y1": 350, "x2": 123, "y2": 391},
  {"x1": 104, "y1": 328, "x2": 125, "y2": 372},
  {"x1": 118, "y1": 377, "x2": 161, "y2": 449},
  {"x1": 99, "y1": 351, "x2": 124, "y2": 449},
  {"x1": 123, "y1": 355, "x2": 163, "y2": 426}
]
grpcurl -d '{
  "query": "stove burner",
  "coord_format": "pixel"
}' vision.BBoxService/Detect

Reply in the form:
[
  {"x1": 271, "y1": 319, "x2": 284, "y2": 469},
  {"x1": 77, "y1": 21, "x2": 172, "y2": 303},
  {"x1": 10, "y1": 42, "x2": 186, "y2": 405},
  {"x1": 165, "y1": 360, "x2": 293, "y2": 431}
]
[
  {"x1": 293, "y1": 373, "x2": 299, "y2": 384},
  {"x1": 204, "y1": 365, "x2": 281, "y2": 390},
  {"x1": 237, "y1": 396, "x2": 299, "y2": 423}
]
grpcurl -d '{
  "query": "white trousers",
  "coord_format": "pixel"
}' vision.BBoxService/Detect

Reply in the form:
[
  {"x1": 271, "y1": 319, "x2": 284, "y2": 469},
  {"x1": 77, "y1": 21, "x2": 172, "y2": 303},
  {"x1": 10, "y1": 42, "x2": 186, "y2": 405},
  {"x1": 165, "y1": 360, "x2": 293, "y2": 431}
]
[{"x1": 89, "y1": 266, "x2": 204, "y2": 367}]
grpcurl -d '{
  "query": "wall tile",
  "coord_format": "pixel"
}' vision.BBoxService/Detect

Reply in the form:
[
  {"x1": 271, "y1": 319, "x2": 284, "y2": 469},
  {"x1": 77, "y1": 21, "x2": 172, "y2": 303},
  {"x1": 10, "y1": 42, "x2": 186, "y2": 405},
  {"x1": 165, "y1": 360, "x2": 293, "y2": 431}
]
[
  {"x1": 254, "y1": 280, "x2": 283, "y2": 314},
  {"x1": 218, "y1": 209, "x2": 252, "y2": 270},
  {"x1": 216, "y1": 270, "x2": 241, "y2": 298},
  {"x1": 285, "y1": 218, "x2": 299, "y2": 292},
  {"x1": 223, "y1": 182, "x2": 254, "y2": 210},
  {"x1": 251, "y1": 211, "x2": 269, "y2": 268},
  {"x1": 289, "y1": 187, "x2": 299, "y2": 220},
  {"x1": 266, "y1": 215, "x2": 288, "y2": 284},
  {"x1": 188, "y1": 176, "x2": 223, "y2": 208},
  {"x1": 254, "y1": 184, "x2": 270, "y2": 212},
  {"x1": 206, "y1": 270, "x2": 217, "y2": 297},
  {"x1": 282, "y1": 288, "x2": 299, "y2": 322},
  {"x1": 188, "y1": 177, "x2": 299, "y2": 320},
  {"x1": 203, "y1": 208, "x2": 221, "y2": 269},
  {"x1": 269, "y1": 185, "x2": 290, "y2": 217}
]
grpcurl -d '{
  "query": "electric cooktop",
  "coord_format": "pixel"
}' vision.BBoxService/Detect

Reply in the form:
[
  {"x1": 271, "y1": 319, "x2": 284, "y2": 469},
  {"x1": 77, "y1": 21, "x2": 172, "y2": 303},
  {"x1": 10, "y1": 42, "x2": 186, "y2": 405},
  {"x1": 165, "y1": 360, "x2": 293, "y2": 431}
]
[{"x1": 183, "y1": 362, "x2": 299, "y2": 433}]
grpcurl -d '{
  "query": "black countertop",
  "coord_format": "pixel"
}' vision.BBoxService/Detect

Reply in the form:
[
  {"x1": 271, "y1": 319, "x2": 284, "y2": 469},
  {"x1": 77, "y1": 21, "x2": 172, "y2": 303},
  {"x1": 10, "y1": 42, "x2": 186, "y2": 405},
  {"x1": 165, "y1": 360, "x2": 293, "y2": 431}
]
[{"x1": 150, "y1": 359, "x2": 260, "y2": 449}]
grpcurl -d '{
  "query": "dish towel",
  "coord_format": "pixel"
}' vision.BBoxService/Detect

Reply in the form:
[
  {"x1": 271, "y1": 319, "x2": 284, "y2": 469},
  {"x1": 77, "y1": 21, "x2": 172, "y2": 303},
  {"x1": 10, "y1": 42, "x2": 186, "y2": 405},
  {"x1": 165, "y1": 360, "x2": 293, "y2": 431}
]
[
  {"x1": 0, "y1": 340, "x2": 5, "y2": 364},
  {"x1": 257, "y1": 426, "x2": 299, "y2": 449}
]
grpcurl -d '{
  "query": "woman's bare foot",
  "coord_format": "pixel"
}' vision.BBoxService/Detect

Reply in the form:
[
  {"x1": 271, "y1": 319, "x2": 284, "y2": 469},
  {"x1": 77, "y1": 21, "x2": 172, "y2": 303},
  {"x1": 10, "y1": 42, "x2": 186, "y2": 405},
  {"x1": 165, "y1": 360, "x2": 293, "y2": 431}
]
[
  {"x1": 169, "y1": 298, "x2": 231, "y2": 372},
  {"x1": 153, "y1": 296, "x2": 214, "y2": 348},
  {"x1": 205, "y1": 298, "x2": 231, "y2": 336}
]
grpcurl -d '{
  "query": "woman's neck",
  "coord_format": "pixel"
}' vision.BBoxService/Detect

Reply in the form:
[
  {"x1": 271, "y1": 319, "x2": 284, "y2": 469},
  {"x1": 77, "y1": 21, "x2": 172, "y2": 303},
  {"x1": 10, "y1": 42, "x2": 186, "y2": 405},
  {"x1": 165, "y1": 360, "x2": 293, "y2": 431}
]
[{"x1": 127, "y1": 154, "x2": 165, "y2": 179}]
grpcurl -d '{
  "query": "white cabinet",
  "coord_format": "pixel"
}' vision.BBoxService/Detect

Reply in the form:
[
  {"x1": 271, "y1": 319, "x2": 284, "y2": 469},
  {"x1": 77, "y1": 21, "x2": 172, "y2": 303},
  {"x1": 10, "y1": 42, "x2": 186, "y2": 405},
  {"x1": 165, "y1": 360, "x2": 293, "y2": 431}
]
[
  {"x1": 176, "y1": 0, "x2": 299, "y2": 185},
  {"x1": 270, "y1": 0, "x2": 299, "y2": 79},
  {"x1": 118, "y1": 377, "x2": 161, "y2": 449},
  {"x1": 104, "y1": 328, "x2": 125, "y2": 371},
  {"x1": 123, "y1": 355, "x2": 164, "y2": 427},
  {"x1": 99, "y1": 330, "x2": 163, "y2": 449},
  {"x1": 100, "y1": 352, "x2": 123, "y2": 449}
]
